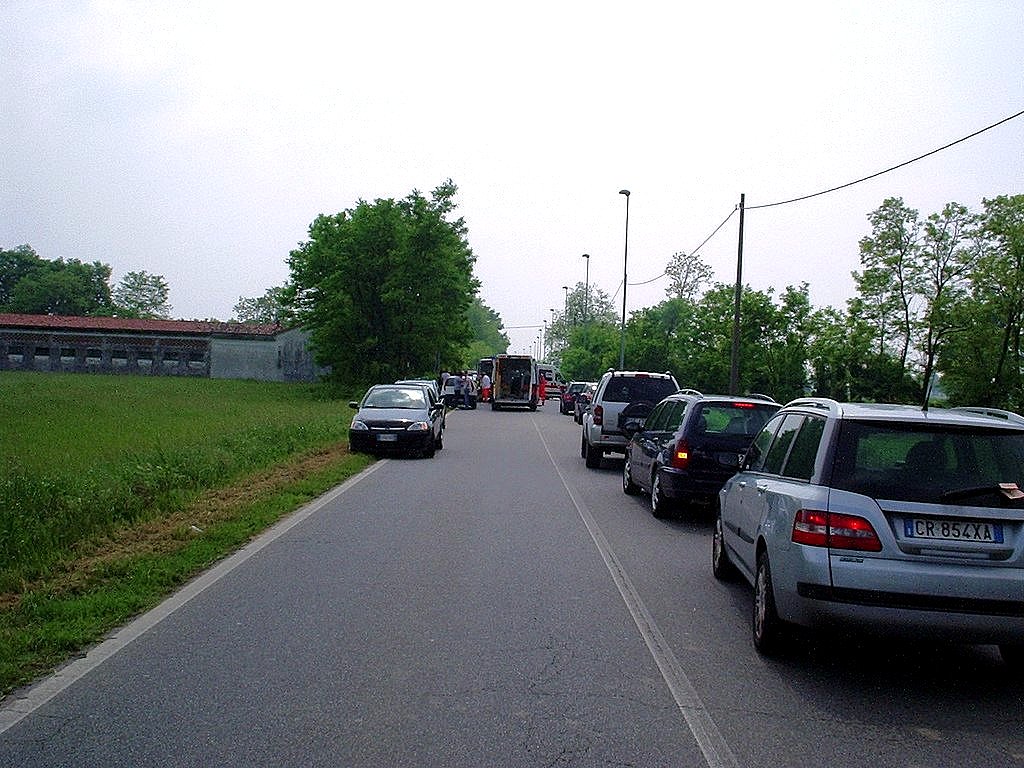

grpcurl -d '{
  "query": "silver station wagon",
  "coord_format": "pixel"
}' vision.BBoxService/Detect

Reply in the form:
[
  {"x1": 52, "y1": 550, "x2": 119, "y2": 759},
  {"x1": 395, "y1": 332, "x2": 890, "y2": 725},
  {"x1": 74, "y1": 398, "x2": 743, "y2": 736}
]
[{"x1": 712, "y1": 398, "x2": 1024, "y2": 667}]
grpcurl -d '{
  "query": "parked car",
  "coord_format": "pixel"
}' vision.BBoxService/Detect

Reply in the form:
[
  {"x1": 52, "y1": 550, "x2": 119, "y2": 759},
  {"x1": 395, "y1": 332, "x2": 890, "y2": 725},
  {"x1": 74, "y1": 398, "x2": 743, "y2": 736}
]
[
  {"x1": 441, "y1": 373, "x2": 477, "y2": 409},
  {"x1": 581, "y1": 369, "x2": 679, "y2": 468},
  {"x1": 574, "y1": 382, "x2": 597, "y2": 424},
  {"x1": 348, "y1": 383, "x2": 445, "y2": 457},
  {"x1": 560, "y1": 381, "x2": 593, "y2": 415},
  {"x1": 713, "y1": 398, "x2": 1024, "y2": 667},
  {"x1": 622, "y1": 391, "x2": 779, "y2": 517},
  {"x1": 396, "y1": 379, "x2": 446, "y2": 427}
]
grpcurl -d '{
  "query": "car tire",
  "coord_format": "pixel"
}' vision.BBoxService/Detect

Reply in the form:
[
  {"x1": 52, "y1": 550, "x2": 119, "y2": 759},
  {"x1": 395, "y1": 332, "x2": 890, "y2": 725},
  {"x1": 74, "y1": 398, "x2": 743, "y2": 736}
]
[
  {"x1": 753, "y1": 550, "x2": 786, "y2": 655},
  {"x1": 650, "y1": 470, "x2": 671, "y2": 518},
  {"x1": 584, "y1": 439, "x2": 602, "y2": 468},
  {"x1": 711, "y1": 512, "x2": 737, "y2": 581},
  {"x1": 622, "y1": 453, "x2": 640, "y2": 495},
  {"x1": 435, "y1": 431, "x2": 443, "y2": 450},
  {"x1": 424, "y1": 439, "x2": 436, "y2": 458}
]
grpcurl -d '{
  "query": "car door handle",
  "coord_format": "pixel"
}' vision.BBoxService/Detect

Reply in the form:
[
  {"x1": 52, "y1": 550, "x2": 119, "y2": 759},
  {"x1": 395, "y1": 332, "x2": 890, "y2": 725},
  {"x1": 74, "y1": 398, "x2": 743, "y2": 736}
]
[{"x1": 756, "y1": 483, "x2": 769, "y2": 494}]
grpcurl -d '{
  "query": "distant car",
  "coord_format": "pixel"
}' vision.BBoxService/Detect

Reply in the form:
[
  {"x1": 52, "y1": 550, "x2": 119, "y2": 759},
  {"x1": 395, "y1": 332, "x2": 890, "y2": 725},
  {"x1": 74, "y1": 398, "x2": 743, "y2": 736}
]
[
  {"x1": 348, "y1": 384, "x2": 445, "y2": 458},
  {"x1": 581, "y1": 369, "x2": 679, "y2": 468},
  {"x1": 560, "y1": 381, "x2": 593, "y2": 415},
  {"x1": 441, "y1": 374, "x2": 477, "y2": 409},
  {"x1": 622, "y1": 391, "x2": 779, "y2": 517},
  {"x1": 714, "y1": 397, "x2": 1024, "y2": 667},
  {"x1": 574, "y1": 382, "x2": 597, "y2": 424}
]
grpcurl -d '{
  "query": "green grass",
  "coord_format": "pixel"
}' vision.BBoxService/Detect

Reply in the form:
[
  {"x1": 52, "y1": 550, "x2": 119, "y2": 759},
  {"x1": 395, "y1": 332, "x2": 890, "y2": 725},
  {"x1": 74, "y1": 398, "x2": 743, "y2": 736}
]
[{"x1": 0, "y1": 371, "x2": 373, "y2": 695}]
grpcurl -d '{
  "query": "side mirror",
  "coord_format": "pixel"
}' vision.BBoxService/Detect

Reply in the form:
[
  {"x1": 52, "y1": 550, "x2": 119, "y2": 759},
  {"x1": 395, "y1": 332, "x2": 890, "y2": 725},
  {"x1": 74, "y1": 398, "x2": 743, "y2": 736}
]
[{"x1": 348, "y1": 401, "x2": 359, "y2": 409}]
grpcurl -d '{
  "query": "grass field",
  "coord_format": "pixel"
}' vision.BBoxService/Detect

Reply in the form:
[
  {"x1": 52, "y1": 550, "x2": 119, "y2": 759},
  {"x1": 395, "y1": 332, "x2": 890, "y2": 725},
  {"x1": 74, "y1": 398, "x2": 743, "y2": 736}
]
[{"x1": 0, "y1": 371, "x2": 372, "y2": 696}]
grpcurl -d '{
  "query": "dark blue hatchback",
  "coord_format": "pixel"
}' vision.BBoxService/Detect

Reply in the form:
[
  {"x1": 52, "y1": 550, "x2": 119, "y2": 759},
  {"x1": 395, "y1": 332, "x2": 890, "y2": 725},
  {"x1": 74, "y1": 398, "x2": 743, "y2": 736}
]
[{"x1": 622, "y1": 391, "x2": 779, "y2": 517}]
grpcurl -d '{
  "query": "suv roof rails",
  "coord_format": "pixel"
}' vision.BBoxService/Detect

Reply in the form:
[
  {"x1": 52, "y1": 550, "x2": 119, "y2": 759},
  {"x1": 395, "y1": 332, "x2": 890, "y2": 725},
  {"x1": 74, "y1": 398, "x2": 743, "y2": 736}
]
[
  {"x1": 785, "y1": 397, "x2": 842, "y2": 415},
  {"x1": 949, "y1": 406, "x2": 1024, "y2": 425},
  {"x1": 677, "y1": 388, "x2": 703, "y2": 397},
  {"x1": 744, "y1": 392, "x2": 777, "y2": 403}
]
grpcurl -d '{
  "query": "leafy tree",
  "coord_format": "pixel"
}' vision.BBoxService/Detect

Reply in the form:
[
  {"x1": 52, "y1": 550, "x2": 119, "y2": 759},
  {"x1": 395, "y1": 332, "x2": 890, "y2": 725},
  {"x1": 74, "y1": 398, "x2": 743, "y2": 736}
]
[
  {"x1": 547, "y1": 283, "x2": 618, "y2": 365},
  {"x1": 664, "y1": 251, "x2": 713, "y2": 301},
  {"x1": 560, "y1": 322, "x2": 620, "y2": 381},
  {"x1": 286, "y1": 180, "x2": 477, "y2": 384},
  {"x1": 113, "y1": 270, "x2": 172, "y2": 319},
  {"x1": 939, "y1": 195, "x2": 1024, "y2": 408},
  {"x1": 854, "y1": 198, "x2": 921, "y2": 367},
  {"x1": 462, "y1": 296, "x2": 508, "y2": 367},
  {"x1": 916, "y1": 203, "x2": 982, "y2": 404},
  {"x1": 4, "y1": 255, "x2": 114, "y2": 316},
  {"x1": 0, "y1": 245, "x2": 44, "y2": 308},
  {"x1": 233, "y1": 286, "x2": 289, "y2": 324}
]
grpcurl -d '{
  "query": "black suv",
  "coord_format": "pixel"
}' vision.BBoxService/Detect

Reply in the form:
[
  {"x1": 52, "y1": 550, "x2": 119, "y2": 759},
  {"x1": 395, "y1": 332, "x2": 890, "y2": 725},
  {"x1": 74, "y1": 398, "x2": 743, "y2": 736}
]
[{"x1": 621, "y1": 390, "x2": 779, "y2": 517}]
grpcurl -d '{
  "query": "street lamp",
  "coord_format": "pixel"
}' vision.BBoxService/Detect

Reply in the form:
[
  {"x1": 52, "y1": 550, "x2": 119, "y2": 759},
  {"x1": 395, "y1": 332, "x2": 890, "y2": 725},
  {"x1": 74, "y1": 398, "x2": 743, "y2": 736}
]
[
  {"x1": 618, "y1": 189, "x2": 630, "y2": 369},
  {"x1": 582, "y1": 253, "x2": 590, "y2": 323},
  {"x1": 562, "y1": 285, "x2": 569, "y2": 319}
]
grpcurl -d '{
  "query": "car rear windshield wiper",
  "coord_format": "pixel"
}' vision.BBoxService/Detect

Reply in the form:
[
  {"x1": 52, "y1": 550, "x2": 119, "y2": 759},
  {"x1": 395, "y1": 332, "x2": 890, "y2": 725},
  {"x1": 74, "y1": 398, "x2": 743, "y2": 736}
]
[{"x1": 940, "y1": 483, "x2": 1024, "y2": 505}]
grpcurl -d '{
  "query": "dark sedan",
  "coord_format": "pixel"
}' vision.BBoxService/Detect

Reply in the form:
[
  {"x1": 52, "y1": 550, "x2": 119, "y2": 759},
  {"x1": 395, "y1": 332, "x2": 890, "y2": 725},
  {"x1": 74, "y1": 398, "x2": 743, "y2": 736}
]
[{"x1": 349, "y1": 384, "x2": 445, "y2": 458}]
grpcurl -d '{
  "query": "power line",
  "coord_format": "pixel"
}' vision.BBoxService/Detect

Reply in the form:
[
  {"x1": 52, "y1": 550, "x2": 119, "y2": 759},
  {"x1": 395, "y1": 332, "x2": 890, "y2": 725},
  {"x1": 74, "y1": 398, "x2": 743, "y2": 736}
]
[
  {"x1": 747, "y1": 107, "x2": 1024, "y2": 210},
  {"x1": 610, "y1": 108, "x2": 1023, "y2": 295},
  {"x1": 628, "y1": 205, "x2": 739, "y2": 286}
]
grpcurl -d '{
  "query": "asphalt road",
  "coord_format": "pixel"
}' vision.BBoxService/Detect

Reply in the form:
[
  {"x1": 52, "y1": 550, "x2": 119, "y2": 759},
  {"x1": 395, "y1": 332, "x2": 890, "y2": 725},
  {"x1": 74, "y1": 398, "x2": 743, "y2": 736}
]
[{"x1": 2, "y1": 402, "x2": 1022, "y2": 767}]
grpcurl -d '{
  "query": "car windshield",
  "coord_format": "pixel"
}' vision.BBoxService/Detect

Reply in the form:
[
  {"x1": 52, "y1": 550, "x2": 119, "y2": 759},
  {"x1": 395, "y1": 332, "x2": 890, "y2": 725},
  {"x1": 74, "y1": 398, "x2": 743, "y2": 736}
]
[
  {"x1": 829, "y1": 420, "x2": 1024, "y2": 506},
  {"x1": 602, "y1": 376, "x2": 677, "y2": 403},
  {"x1": 364, "y1": 388, "x2": 427, "y2": 409}
]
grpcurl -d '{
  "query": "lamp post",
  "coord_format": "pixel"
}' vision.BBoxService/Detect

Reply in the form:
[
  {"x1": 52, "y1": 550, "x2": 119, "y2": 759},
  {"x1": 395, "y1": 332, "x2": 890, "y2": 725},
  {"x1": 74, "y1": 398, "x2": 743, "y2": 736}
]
[
  {"x1": 582, "y1": 253, "x2": 590, "y2": 323},
  {"x1": 562, "y1": 285, "x2": 569, "y2": 322},
  {"x1": 549, "y1": 307, "x2": 557, "y2": 361},
  {"x1": 618, "y1": 189, "x2": 630, "y2": 369}
]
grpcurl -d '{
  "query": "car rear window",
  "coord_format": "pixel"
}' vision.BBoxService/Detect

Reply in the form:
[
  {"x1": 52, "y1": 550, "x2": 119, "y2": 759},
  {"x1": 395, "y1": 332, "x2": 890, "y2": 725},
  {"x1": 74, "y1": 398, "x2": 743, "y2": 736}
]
[
  {"x1": 829, "y1": 420, "x2": 1024, "y2": 506},
  {"x1": 602, "y1": 376, "x2": 677, "y2": 403},
  {"x1": 696, "y1": 403, "x2": 779, "y2": 436}
]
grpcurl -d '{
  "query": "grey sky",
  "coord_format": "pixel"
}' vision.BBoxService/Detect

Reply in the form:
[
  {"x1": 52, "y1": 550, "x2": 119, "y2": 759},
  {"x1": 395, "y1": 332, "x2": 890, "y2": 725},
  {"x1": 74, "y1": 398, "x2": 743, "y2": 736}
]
[{"x1": 3, "y1": 1, "x2": 1023, "y2": 356}]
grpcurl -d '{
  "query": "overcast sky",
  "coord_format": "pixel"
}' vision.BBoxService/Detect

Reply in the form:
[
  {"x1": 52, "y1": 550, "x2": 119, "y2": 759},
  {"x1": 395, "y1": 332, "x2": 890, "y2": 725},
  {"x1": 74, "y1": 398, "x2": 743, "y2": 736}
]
[{"x1": 3, "y1": 1, "x2": 1023, "y2": 356}]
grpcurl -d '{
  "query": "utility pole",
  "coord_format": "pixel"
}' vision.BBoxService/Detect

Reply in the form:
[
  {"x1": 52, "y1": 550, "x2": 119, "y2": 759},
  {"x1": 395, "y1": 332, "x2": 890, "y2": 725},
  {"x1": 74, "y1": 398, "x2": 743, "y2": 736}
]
[{"x1": 729, "y1": 193, "x2": 745, "y2": 395}]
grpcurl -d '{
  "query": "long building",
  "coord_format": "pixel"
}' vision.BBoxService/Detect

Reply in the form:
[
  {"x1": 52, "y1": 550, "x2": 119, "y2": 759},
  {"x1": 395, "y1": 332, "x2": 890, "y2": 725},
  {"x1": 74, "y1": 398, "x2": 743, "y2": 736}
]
[{"x1": 0, "y1": 313, "x2": 323, "y2": 382}]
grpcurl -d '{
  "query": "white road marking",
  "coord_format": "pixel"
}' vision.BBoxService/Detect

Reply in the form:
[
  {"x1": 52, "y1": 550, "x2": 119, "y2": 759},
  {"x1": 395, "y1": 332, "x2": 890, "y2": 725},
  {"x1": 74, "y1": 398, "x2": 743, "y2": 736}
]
[{"x1": 533, "y1": 416, "x2": 741, "y2": 768}]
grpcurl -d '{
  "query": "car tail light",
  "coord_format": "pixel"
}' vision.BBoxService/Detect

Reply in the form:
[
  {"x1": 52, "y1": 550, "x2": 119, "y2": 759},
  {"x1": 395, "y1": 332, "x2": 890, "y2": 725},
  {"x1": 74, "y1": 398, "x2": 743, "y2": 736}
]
[
  {"x1": 792, "y1": 510, "x2": 881, "y2": 552},
  {"x1": 593, "y1": 404, "x2": 603, "y2": 425},
  {"x1": 669, "y1": 439, "x2": 690, "y2": 469}
]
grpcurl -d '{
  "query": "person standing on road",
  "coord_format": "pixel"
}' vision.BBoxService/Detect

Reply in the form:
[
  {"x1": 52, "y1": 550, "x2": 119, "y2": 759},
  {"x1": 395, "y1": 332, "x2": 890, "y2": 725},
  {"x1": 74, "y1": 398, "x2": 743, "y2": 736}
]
[
  {"x1": 537, "y1": 373, "x2": 546, "y2": 405},
  {"x1": 480, "y1": 372, "x2": 491, "y2": 403},
  {"x1": 462, "y1": 372, "x2": 477, "y2": 408}
]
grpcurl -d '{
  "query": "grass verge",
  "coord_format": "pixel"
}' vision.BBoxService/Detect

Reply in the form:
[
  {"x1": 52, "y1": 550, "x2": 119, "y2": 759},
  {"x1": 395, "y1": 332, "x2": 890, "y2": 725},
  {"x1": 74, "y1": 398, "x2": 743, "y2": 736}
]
[
  {"x1": 0, "y1": 371, "x2": 373, "y2": 699},
  {"x1": 0, "y1": 442, "x2": 373, "y2": 697}
]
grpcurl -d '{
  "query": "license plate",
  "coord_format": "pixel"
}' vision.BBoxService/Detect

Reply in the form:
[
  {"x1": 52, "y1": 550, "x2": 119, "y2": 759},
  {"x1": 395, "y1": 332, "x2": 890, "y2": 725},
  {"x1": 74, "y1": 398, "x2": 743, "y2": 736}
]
[
  {"x1": 904, "y1": 518, "x2": 1004, "y2": 543},
  {"x1": 377, "y1": 433, "x2": 398, "y2": 442}
]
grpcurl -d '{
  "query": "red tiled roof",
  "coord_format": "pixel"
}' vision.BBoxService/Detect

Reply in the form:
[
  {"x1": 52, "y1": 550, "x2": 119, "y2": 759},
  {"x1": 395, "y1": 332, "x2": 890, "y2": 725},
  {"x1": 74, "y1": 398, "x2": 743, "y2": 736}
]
[{"x1": 0, "y1": 313, "x2": 282, "y2": 337}]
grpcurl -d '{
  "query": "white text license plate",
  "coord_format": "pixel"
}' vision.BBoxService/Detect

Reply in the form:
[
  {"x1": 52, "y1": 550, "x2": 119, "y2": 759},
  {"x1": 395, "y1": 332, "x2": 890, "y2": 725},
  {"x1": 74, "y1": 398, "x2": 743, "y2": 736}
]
[
  {"x1": 377, "y1": 433, "x2": 398, "y2": 442},
  {"x1": 904, "y1": 518, "x2": 1003, "y2": 543}
]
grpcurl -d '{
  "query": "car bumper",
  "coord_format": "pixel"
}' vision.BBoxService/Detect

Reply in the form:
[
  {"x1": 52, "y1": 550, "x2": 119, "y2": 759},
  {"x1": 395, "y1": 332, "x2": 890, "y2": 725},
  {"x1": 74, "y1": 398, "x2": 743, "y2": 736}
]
[
  {"x1": 349, "y1": 430, "x2": 433, "y2": 454},
  {"x1": 771, "y1": 546, "x2": 1024, "y2": 644},
  {"x1": 659, "y1": 467, "x2": 729, "y2": 505}
]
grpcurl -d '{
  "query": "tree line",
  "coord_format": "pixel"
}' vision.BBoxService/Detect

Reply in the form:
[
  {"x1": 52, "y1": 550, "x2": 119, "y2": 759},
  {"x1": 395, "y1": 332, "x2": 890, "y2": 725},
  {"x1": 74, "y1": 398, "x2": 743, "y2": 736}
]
[
  {"x1": 549, "y1": 194, "x2": 1024, "y2": 411},
  {"x1": 0, "y1": 245, "x2": 172, "y2": 319},
  {"x1": 6, "y1": 187, "x2": 1022, "y2": 410}
]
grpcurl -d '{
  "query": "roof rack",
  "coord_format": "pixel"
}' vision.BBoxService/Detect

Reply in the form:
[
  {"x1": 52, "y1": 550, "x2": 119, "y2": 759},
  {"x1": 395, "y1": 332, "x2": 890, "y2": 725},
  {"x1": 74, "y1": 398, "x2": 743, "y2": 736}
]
[
  {"x1": 677, "y1": 388, "x2": 703, "y2": 397},
  {"x1": 784, "y1": 397, "x2": 842, "y2": 415},
  {"x1": 744, "y1": 392, "x2": 778, "y2": 403},
  {"x1": 949, "y1": 406, "x2": 1024, "y2": 425}
]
